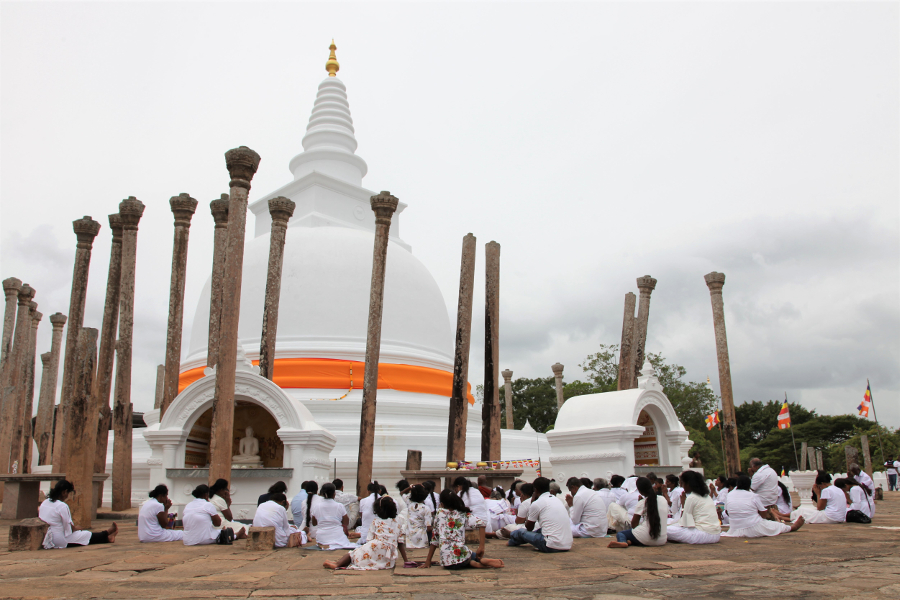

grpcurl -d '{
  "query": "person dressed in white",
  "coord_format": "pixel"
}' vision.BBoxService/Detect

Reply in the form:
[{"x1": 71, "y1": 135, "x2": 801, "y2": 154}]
[
  {"x1": 565, "y1": 477, "x2": 607, "y2": 538},
  {"x1": 507, "y1": 477, "x2": 573, "y2": 552},
  {"x1": 849, "y1": 464, "x2": 874, "y2": 496},
  {"x1": 775, "y1": 482, "x2": 793, "y2": 517},
  {"x1": 208, "y1": 479, "x2": 248, "y2": 539},
  {"x1": 621, "y1": 476, "x2": 638, "y2": 493},
  {"x1": 423, "y1": 480, "x2": 440, "y2": 513},
  {"x1": 847, "y1": 478, "x2": 875, "y2": 519},
  {"x1": 293, "y1": 480, "x2": 320, "y2": 539},
  {"x1": 791, "y1": 473, "x2": 847, "y2": 524},
  {"x1": 607, "y1": 478, "x2": 641, "y2": 533},
  {"x1": 405, "y1": 484, "x2": 435, "y2": 548},
  {"x1": 485, "y1": 489, "x2": 516, "y2": 533},
  {"x1": 183, "y1": 484, "x2": 225, "y2": 546},
  {"x1": 721, "y1": 476, "x2": 805, "y2": 538},
  {"x1": 495, "y1": 483, "x2": 535, "y2": 539},
  {"x1": 311, "y1": 483, "x2": 351, "y2": 548},
  {"x1": 592, "y1": 478, "x2": 615, "y2": 521},
  {"x1": 253, "y1": 492, "x2": 306, "y2": 547},
  {"x1": 664, "y1": 474, "x2": 683, "y2": 524},
  {"x1": 358, "y1": 481, "x2": 382, "y2": 540},
  {"x1": 39, "y1": 480, "x2": 118, "y2": 548},
  {"x1": 454, "y1": 476, "x2": 492, "y2": 534},
  {"x1": 138, "y1": 484, "x2": 183, "y2": 543},
  {"x1": 608, "y1": 475, "x2": 627, "y2": 503},
  {"x1": 667, "y1": 471, "x2": 721, "y2": 544},
  {"x1": 607, "y1": 477, "x2": 668, "y2": 548},
  {"x1": 748, "y1": 458, "x2": 780, "y2": 515},
  {"x1": 332, "y1": 478, "x2": 360, "y2": 530}
]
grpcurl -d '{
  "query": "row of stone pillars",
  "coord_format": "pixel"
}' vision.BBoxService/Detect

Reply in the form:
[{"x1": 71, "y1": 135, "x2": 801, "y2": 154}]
[{"x1": 616, "y1": 276, "x2": 658, "y2": 391}]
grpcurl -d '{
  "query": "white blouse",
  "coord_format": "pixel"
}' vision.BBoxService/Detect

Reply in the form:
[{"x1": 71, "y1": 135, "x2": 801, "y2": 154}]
[
  {"x1": 138, "y1": 498, "x2": 182, "y2": 543},
  {"x1": 459, "y1": 488, "x2": 492, "y2": 533},
  {"x1": 252, "y1": 500, "x2": 296, "y2": 548},
  {"x1": 678, "y1": 493, "x2": 721, "y2": 535},
  {"x1": 39, "y1": 499, "x2": 91, "y2": 548},
  {"x1": 182, "y1": 498, "x2": 220, "y2": 546},
  {"x1": 310, "y1": 498, "x2": 350, "y2": 547}
]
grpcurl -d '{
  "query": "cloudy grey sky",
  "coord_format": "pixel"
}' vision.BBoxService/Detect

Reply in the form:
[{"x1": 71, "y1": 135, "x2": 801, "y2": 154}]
[{"x1": 2, "y1": 2, "x2": 898, "y2": 429}]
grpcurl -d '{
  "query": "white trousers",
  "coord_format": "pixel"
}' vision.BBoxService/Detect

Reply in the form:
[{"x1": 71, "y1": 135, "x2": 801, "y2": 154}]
[
  {"x1": 721, "y1": 520, "x2": 791, "y2": 538},
  {"x1": 666, "y1": 525, "x2": 720, "y2": 544},
  {"x1": 791, "y1": 508, "x2": 840, "y2": 524},
  {"x1": 607, "y1": 504, "x2": 631, "y2": 533}
]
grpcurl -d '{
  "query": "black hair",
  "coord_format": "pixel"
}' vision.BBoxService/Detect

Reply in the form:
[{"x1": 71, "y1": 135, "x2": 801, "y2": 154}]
[
  {"x1": 270, "y1": 492, "x2": 287, "y2": 505},
  {"x1": 579, "y1": 477, "x2": 593, "y2": 489},
  {"x1": 192, "y1": 484, "x2": 210, "y2": 499},
  {"x1": 396, "y1": 479, "x2": 409, "y2": 491},
  {"x1": 374, "y1": 495, "x2": 398, "y2": 519},
  {"x1": 149, "y1": 484, "x2": 169, "y2": 499},
  {"x1": 610, "y1": 475, "x2": 625, "y2": 488},
  {"x1": 439, "y1": 488, "x2": 470, "y2": 513},
  {"x1": 423, "y1": 480, "x2": 437, "y2": 509},
  {"x1": 736, "y1": 475, "x2": 752, "y2": 491},
  {"x1": 305, "y1": 480, "x2": 319, "y2": 527},
  {"x1": 645, "y1": 472, "x2": 656, "y2": 482},
  {"x1": 507, "y1": 480, "x2": 523, "y2": 503},
  {"x1": 833, "y1": 478, "x2": 853, "y2": 490},
  {"x1": 378, "y1": 485, "x2": 388, "y2": 496},
  {"x1": 321, "y1": 483, "x2": 336, "y2": 499},
  {"x1": 367, "y1": 481, "x2": 381, "y2": 498},
  {"x1": 777, "y1": 481, "x2": 791, "y2": 504},
  {"x1": 533, "y1": 477, "x2": 550, "y2": 495},
  {"x1": 409, "y1": 484, "x2": 427, "y2": 504},
  {"x1": 665, "y1": 474, "x2": 679, "y2": 486},
  {"x1": 452, "y1": 476, "x2": 472, "y2": 495},
  {"x1": 815, "y1": 472, "x2": 832, "y2": 485},
  {"x1": 268, "y1": 481, "x2": 287, "y2": 494},
  {"x1": 636, "y1": 477, "x2": 661, "y2": 540},
  {"x1": 716, "y1": 474, "x2": 728, "y2": 485},
  {"x1": 519, "y1": 483, "x2": 534, "y2": 497},
  {"x1": 209, "y1": 479, "x2": 229, "y2": 496},
  {"x1": 332, "y1": 478, "x2": 343, "y2": 489},
  {"x1": 566, "y1": 476, "x2": 582, "y2": 489},
  {"x1": 726, "y1": 477, "x2": 737, "y2": 490},
  {"x1": 49, "y1": 479, "x2": 74, "y2": 502},
  {"x1": 680, "y1": 471, "x2": 708, "y2": 497}
]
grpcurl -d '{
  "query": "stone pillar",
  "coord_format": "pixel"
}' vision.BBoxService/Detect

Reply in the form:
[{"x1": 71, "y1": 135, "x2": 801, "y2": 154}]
[
  {"x1": 446, "y1": 234, "x2": 476, "y2": 465},
  {"x1": 154, "y1": 364, "x2": 165, "y2": 409},
  {"x1": 258, "y1": 197, "x2": 296, "y2": 380},
  {"x1": 52, "y1": 216, "x2": 102, "y2": 472},
  {"x1": 62, "y1": 328, "x2": 99, "y2": 530},
  {"x1": 845, "y1": 445, "x2": 859, "y2": 474},
  {"x1": 1, "y1": 278, "x2": 22, "y2": 365},
  {"x1": 18, "y1": 306, "x2": 41, "y2": 473},
  {"x1": 551, "y1": 363, "x2": 565, "y2": 409},
  {"x1": 207, "y1": 195, "x2": 229, "y2": 368},
  {"x1": 630, "y1": 276, "x2": 657, "y2": 388},
  {"x1": 501, "y1": 369, "x2": 514, "y2": 429},
  {"x1": 355, "y1": 191, "x2": 399, "y2": 497},
  {"x1": 92, "y1": 214, "x2": 123, "y2": 496},
  {"x1": 9, "y1": 300, "x2": 38, "y2": 471},
  {"x1": 35, "y1": 353, "x2": 54, "y2": 465},
  {"x1": 807, "y1": 446, "x2": 817, "y2": 472},
  {"x1": 112, "y1": 197, "x2": 145, "y2": 510},
  {"x1": 209, "y1": 147, "x2": 260, "y2": 486},
  {"x1": 800, "y1": 441, "x2": 808, "y2": 471},
  {"x1": 617, "y1": 292, "x2": 636, "y2": 390},
  {"x1": 38, "y1": 313, "x2": 66, "y2": 465},
  {"x1": 704, "y1": 271, "x2": 741, "y2": 476},
  {"x1": 0, "y1": 285, "x2": 36, "y2": 481},
  {"x1": 481, "y1": 241, "x2": 501, "y2": 463},
  {"x1": 815, "y1": 449, "x2": 824, "y2": 471},
  {"x1": 161, "y1": 193, "x2": 199, "y2": 416},
  {"x1": 860, "y1": 435, "x2": 873, "y2": 477}
]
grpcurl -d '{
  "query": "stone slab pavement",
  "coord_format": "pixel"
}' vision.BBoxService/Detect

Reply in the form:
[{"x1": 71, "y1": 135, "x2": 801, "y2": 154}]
[{"x1": 1, "y1": 492, "x2": 899, "y2": 600}]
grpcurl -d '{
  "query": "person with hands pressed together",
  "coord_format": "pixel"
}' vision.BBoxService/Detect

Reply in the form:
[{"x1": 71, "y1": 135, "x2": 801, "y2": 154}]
[
  {"x1": 420, "y1": 489, "x2": 504, "y2": 569},
  {"x1": 565, "y1": 476, "x2": 607, "y2": 538},
  {"x1": 138, "y1": 484, "x2": 183, "y2": 543},
  {"x1": 508, "y1": 477, "x2": 573, "y2": 552},
  {"x1": 209, "y1": 479, "x2": 248, "y2": 539}
]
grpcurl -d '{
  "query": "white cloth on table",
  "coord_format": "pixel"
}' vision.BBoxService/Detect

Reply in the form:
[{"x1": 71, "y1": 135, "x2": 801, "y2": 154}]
[
  {"x1": 39, "y1": 499, "x2": 92, "y2": 548},
  {"x1": 209, "y1": 494, "x2": 247, "y2": 536},
  {"x1": 311, "y1": 497, "x2": 351, "y2": 547},
  {"x1": 459, "y1": 487, "x2": 492, "y2": 533},
  {"x1": 405, "y1": 501, "x2": 433, "y2": 548},
  {"x1": 527, "y1": 491, "x2": 573, "y2": 550},
  {"x1": 358, "y1": 493, "x2": 378, "y2": 539},
  {"x1": 750, "y1": 464, "x2": 780, "y2": 507},
  {"x1": 253, "y1": 500, "x2": 303, "y2": 548},
  {"x1": 850, "y1": 486, "x2": 874, "y2": 518},
  {"x1": 348, "y1": 516, "x2": 405, "y2": 570},
  {"x1": 569, "y1": 485, "x2": 607, "y2": 538},
  {"x1": 630, "y1": 496, "x2": 669, "y2": 546},
  {"x1": 182, "y1": 498, "x2": 220, "y2": 546},
  {"x1": 138, "y1": 498, "x2": 183, "y2": 543}
]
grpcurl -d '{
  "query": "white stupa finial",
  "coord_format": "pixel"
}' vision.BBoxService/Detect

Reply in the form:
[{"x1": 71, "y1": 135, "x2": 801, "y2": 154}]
[
  {"x1": 521, "y1": 419, "x2": 536, "y2": 432},
  {"x1": 637, "y1": 361, "x2": 662, "y2": 391}
]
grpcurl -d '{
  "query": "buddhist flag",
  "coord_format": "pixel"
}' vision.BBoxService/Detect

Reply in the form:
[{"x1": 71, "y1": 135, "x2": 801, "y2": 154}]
[
  {"x1": 781, "y1": 467, "x2": 786, "y2": 477},
  {"x1": 777, "y1": 402, "x2": 791, "y2": 429},
  {"x1": 858, "y1": 383, "x2": 872, "y2": 418},
  {"x1": 705, "y1": 411, "x2": 720, "y2": 430}
]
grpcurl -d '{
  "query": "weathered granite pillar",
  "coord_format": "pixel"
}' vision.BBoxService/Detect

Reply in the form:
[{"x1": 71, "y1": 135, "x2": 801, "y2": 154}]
[
  {"x1": 207, "y1": 195, "x2": 229, "y2": 369},
  {"x1": 18, "y1": 306, "x2": 41, "y2": 472},
  {"x1": 9, "y1": 300, "x2": 37, "y2": 470},
  {"x1": 161, "y1": 193, "x2": 199, "y2": 416},
  {"x1": 501, "y1": 369, "x2": 514, "y2": 429},
  {"x1": 0, "y1": 285, "x2": 36, "y2": 478},
  {"x1": 446, "y1": 234, "x2": 476, "y2": 465},
  {"x1": 630, "y1": 276, "x2": 657, "y2": 388},
  {"x1": 845, "y1": 445, "x2": 859, "y2": 474},
  {"x1": 617, "y1": 292, "x2": 636, "y2": 390},
  {"x1": 112, "y1": 197, "x2": 145, "y2": 510},
  {"x1": 704, "y1": 271, "x2": 740, "y2": 476},
  {"x1": 93, "y1": 214, "x2": 123, "y2": 496},
  {"x1": 258, "y1": 197, "x2": 296, "y2": 381},
  {"x1": 481, "y1": 241, "x2": 501, "y2": 462},
  {"x1": 860, "y1": 435, "x2": 873, "y2": 477},
  {"x1": 800, "y1": 441, "x2": 808, "y2": 471},
  {"x1": 1, "y1": 278, "x2": 22, "y2": 365},
  {"x1": 52, "y1": 216, "x2": 102, "y2": 472},
  {"x1": 815, "y1": 449, "x2": 824, "y2": 471},
  {"x1": 38, "y1": 313, "x2": 66, "y2": 465},
  {"x1": 62, "y1": 327, "x2": 99, "y2": 530},
  {"x1": 551, "y1": 363, "x2": 565, "y2": 409},
  {"x1": 154, "y1": 364, "x2": 165, "y2": 409},
  {"x1": 35, "y1": 353, "x2": 54, "y2": 465},
  {"x1": 807, "y1": 446, "x2": 817, "y2": 472},
  {"x1": 209, "y1": 147, "x2": 260, "y2": 486},
  {"x1": 356, "y1": 191, "x2": 399, "y2": 497}
]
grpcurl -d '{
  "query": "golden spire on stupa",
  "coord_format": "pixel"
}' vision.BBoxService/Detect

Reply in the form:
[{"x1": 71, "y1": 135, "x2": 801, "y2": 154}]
[{"x1": 326, "y1": 39, "x2": 339, "y2": 77}]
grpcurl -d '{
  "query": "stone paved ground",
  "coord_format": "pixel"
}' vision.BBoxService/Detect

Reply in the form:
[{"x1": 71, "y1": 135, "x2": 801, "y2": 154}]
[{"x1": 1, "y1": 493, "x2": 899, "y2": 600}]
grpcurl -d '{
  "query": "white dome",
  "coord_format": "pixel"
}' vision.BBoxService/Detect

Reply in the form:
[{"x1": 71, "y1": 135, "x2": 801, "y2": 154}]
[{"x1": 184, "y1": 225, "x2": 453, "y2": 371}]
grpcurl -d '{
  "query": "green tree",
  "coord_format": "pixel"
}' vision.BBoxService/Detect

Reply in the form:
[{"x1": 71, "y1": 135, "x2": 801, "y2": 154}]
[
  {"x1": 578, "y1": 344, "x2": 620, "y2": 393},
  {"x1": 499, "y1": 377, "x2": 558, "y2": 433},
  {"x1": 734, "y1": 400, "x2": 817, "y2": 448},
  {"x1": 645, "y1": 352, "x2": 718, "y2": 431}
]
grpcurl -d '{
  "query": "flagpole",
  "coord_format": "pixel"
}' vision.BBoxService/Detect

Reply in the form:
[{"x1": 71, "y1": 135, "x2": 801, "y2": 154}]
[
  {"x1": 786, "y1": 392, "x2": 800, "y2": 471},
  {"x1": 867, "y1": 379, "x2": 888, "y2": 466},
  {"x1": 717, "y1": 399, "x2": 727, "y2": 475}
]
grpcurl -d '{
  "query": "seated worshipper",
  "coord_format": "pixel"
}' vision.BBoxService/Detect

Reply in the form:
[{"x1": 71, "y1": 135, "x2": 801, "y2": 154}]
[
  {"x1": 549, "y1": 481, "x2": 569, "y2": 511},
  {"x1": 609, "y1": 475, "x2": 627, "y2": 503},
  {"x1": 423, "y1": 480, "x2": 440, "y2": 513},
  {"x1": 508, "y1": 480, "x2": 524, "y2": 510},
  {"x1": 454, "y1": 476, "x2": 492, "y2": 534},
  {"x1": 849, "y1": 464, "x2": 874, "y2": 496},
  {"x1": 209, "y1": 479, "x2": 248, "y2": 539},
  {"x1": 477, "y1": 475, "x2": 492, "y2": 499},
  {"x1": 358, "y1": 481, "x2": 382, "y2": 540},
  {"x1": 721, "y1": 476, "x2": 805, "y2": 538},
  {"x1": 291, "y1": 481, "x2": 309, "y2": 527},
  {"x1": 333, "y1": 479, "x2": 360, "y2": 530},
  {"x1": 508, "y1": 477, "x2": 573, "y2": 553},
  {"x1": 495, "y1": 482, "x2": 534, "y2": 539},
  {"x1": 607, "y1": 477, "x2": 668, "y2": 548},
  {"x1": 791, "y1": 473, "x2": 847, "y2": 524},
  {"x1": 592, "y1": 478, "x2": 615, "y2": 520},
  {"x1": 775, "y1": 481, "x2": 794, "y2": 517},
  {"x1": 666, "y1": 470, "x2": 721, "y2": 544},
  {"x1": 296, "y1": 480, "x2": 320, "y2": 538},
  {"x1": 665, "y1": 474, "x2": 683, "y2": 524},
  {"x1": 258, "y1": 481, "x2": 288, "y2": 506},
  {"x1": 310, "y1": 483, "x2": 352, "y2": 548},
  {"x1": 607, "y1": 477, "x2": 641, "y2": 533},
  {"x1": 420, "y1": 489, "x2": 505, "y2": 569},
  {"x1": 183, "y1": 484, "x2": 232, "y2": 546},
  {"x1": 566, "y1": 477, "x2": 607, "y2": 538},
  {"x1": 324, "y1": 496, "x2": 410, "y2": 570},
  {"x1": 40, "y1": 480, "x2": 118, "y2": 548},
  {"x1": 846, "y1": 477, "x2": 875, "y2": 519},
  {"x1": 405, "y1": 484, "x2": 434, "y2": 548},
  {"x1": 748, "y1": 458, "x2": 781, "y2": 519},
  {"x1": 253, "y1": 492, "x2": 305, "y2": 547},
  {"x1": 138, "y1": 484, "x2": 183, "y2": 543},
  {"x1": 486, "y1": 488, "x2": 516, "y2": 533}
]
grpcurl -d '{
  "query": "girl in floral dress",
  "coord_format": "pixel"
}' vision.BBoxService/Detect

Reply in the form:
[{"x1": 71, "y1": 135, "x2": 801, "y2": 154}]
[
  {"x1": 405, "y1": 485, "x2": 433, "y2": 548},
  {"x1": 323, "y1": 496, "x2": 409, "y2": 570},
  {"x1": 420, "y1": 490, "x2": 504, "y2": 570}
]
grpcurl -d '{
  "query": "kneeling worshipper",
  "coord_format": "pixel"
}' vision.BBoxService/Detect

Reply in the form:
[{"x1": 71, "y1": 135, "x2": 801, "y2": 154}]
[
  {"x1": 721, "y1": 476, "x2": 805, "y2": 538},
  {"x1": 790, "y1": 473, "x2": 847, "y2": 524},
  {"x1": 485, "y1": 488, "x2": 516, "y2": 534},
  {"x1": 311, "y1": 483, "x2": 354, "y2": 549},
  {"x1": 209, "y1": 479, "x2": 248, "y2": 539},
  {"x1": 508, "y1": 477, "x2": 573, "y2": 553},
  {"x1": 454, "y1": 476, "x2": 493, "y2": 535},
  {"x1": 607, "y1": 477, "x2": 641, "y2": 533},
  {"x1": 565, "y1": 477, "x2": 607, "y2": 538},
  {"x1": 666, "y1": 471, "x2": 721, "y2": 544},
  {"x1": 665, "y1": 474, "x2": 683, "y2": 524},
  {"x1": 39, "y1": 480, "x2": 118, "y2": 548},
  {"x1": 847, "y1": 477, "x2": 875, "y2": 520},
  {"x1": 138, "y1": 484, "x2": 183, "y2": 543},
  {"x1": 323, "y1": 496, "x2": 410, "y2": 570},
  {"x1": 495, "y1": 482, "x2": 534, "y2": 539},
  {"x1": 607, "y1": 477, "x2": 667, "y2": 548},
  {"x1": 183, "y1": 484, "x2": 233, "y2": 546},
  {"x1": 405, "y1": 484, "x2": 434, "y2": 548},
  {"x1": 254, "y1": 492, "x2": 306, "y2": 547},
  {"x1": 420, "y1": 489, "x2": 505, "y2": 569}
]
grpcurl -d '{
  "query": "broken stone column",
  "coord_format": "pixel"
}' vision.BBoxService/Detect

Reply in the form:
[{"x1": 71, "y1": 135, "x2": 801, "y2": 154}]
[
  {"x1": 8, "y1": 518, "x2": 49, "y2": 552},
  {"x1": 501, "y1": 369, "x2": 514, "y2": 429},
  {"x1": 630, "y1": 276, "x2": 657, "y2": 388},
  {"x1": 207, "y1": 195, "x2": 230, "y2": 369},
  {"x1": 807, "y1": 446, "x2": 817, "y2": 472},
  {"x1": 161, "y1": 193, "x2": 199, "y2": 416},
  {"x1": 35, "y1": 353, "x2": 54, "y2": 465},
  {"x1": 481, "y1": 241, "x2": 501, "y2": 463},
  {"x1": 356, "y1": 191, "x2": 399, "y2": 497},
  {"x1": 845, "y1": 445, "x2": 859, "y2": 474},
  {"x1": 36, "y1": 313, "x2": 65, "y2": 465},
  {"x1": 62, "y1": 327, "x2": 99, "y2": 530},
  {"x1": 154, "y1": 364, "x2": 165, "y2": 409},
  {"x1": 0, "y1": 285, "x2": 36, "y2": 482},
  {"x1": 617, "y1": 292, "x2": 636, "y2": 390},
  {"x1": 93, "y1": 214, "x2": 123, "y2": 496},
  {"x1": 860, "y1": 435, "x2": 873, "y2": 477},
  {"x1": 446, "y1": 234, "x2": 476, "y2": 465},
  {"x1": 258, "y1": 197, "x2": 296, "y2": 381},
  {"x1": 551, "y1": 363, "x2": 565, "y2": 410},
  {"x1": 1, "y1": 278, "x2": 22, "y2": 365},
  {"x1": 704, "y1": 271, "x2": 741, "y2": 476},
  {"x1": 815, "y1": 449, "x2": 824, "y2": 471},
  {"x1": 112, "y1": 197, "x2": 145, "y2": 510},
  {"x1": 800, "y1": 441, "x2": 808, "y2": 471},
  {"x1": 52, "y1": 216, "x2": 102, "y2": 472},
  {"x1": 209, "y1": 147, "x2": 261, "y2": 486},
  {"x1": 18, "y1": 306, "x2": 41, "y2": 472}
]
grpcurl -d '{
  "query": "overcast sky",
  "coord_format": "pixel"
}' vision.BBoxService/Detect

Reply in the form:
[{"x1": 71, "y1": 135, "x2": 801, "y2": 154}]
[{"x1": 2, "y1": 2, "x2": 898, "y2": 431}]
